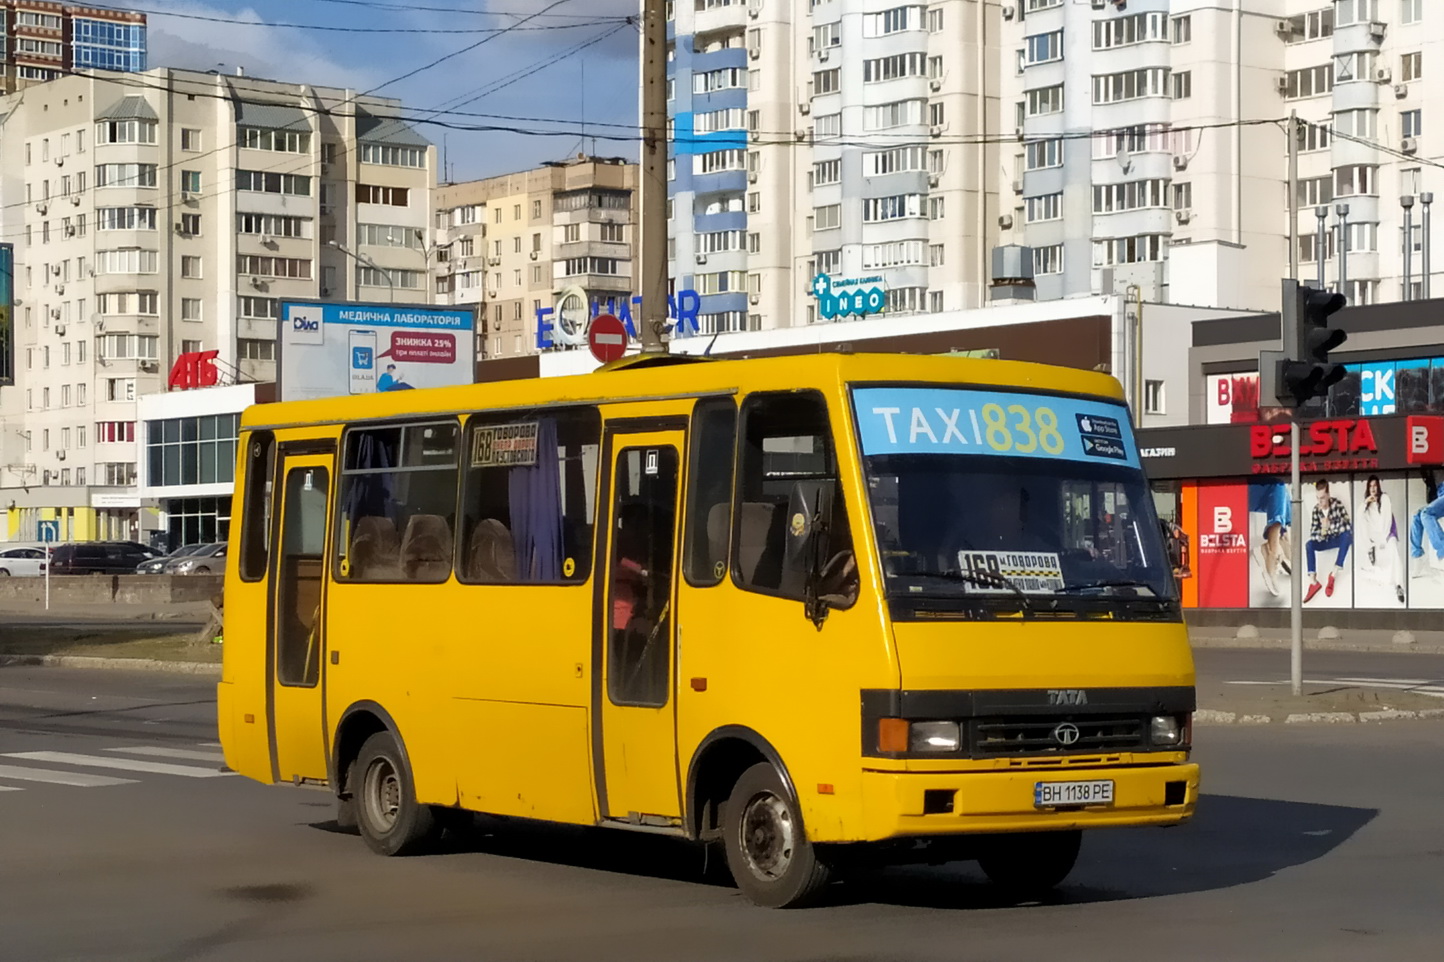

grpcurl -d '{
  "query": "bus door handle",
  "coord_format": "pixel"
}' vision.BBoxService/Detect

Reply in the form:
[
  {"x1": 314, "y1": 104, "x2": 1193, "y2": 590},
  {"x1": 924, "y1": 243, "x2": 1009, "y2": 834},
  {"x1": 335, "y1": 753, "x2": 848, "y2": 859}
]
[
  {"x1": 690, "y1": 677, "x2": 707, "y2": 692},
  {"x1": 330, "y1": 651, "x2": 340, "y2": 665}
]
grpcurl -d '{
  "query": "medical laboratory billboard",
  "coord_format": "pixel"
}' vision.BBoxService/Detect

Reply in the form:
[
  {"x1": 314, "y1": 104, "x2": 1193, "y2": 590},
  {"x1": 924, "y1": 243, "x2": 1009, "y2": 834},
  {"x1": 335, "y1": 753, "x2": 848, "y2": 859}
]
[{"x1": 278, "y1": 301, "x2": 477, "y2": 402}]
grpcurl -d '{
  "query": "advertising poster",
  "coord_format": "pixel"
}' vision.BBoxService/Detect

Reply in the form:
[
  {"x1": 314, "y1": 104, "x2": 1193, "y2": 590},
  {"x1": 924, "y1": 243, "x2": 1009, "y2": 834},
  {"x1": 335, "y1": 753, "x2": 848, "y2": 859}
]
[
  {"x1": 1395, "y1": 359, "x2": 1431, "y2": 414},
  {"x1": 1196, "y1": 482, "x2": 1249, "y2": 608},
  {"x1": 1297, "y1": 478, "x2": 1354, "y2": 609},
  {"x1": 1178, "y1": 482, "x2": 1200, "y2": 608},
  {"x1": 1405, "y1": 470, "x2": 1444, "y2": 609},
  {"x1": 279, "y1": 301, "x2": 477, "y2": 402},
  {"x1": 1204, "y1": 373, "x2": 1260, "y2": 425},
  {"x1": 1352, "y1": 474, "x2": 1407, "y2": 608},
  {"x1": 1347, "y1": 361, "x2": 1398, "y2": 416},
  {"x1": 1247, "y1": 479, "x2": 1293, "y2": 608}
]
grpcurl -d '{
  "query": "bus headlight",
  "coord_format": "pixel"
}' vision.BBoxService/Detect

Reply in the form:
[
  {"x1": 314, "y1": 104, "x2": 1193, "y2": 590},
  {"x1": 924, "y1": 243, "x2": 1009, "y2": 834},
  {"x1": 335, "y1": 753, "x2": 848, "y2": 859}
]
[
  {"x1": 909, "y1": 721, "x2": 962, "y2": 752},
  {"x1": 1150, "y1": 714, "x2": 1182, "y2": 746}
]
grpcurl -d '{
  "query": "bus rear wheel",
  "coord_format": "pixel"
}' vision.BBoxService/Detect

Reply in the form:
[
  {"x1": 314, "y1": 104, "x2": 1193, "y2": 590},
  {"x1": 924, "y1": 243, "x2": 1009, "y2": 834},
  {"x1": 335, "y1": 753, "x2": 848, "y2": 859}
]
[
  {"x1": 976, "y1": 830, "x2": 1082, "y2": 899},
  {"x1": 353, "y1": 731, "x2": 439, "y2": 856},
  {"x1": 722, "y1": 762, "x2": 832, "y2": 908}
]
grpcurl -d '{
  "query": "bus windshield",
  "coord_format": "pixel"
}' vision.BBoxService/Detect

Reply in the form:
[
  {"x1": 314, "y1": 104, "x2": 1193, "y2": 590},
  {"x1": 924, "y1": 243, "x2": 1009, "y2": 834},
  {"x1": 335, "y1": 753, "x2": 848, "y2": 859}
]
[{"x1": 852, "y1": 385, "x2": 1177, "y2": 614}]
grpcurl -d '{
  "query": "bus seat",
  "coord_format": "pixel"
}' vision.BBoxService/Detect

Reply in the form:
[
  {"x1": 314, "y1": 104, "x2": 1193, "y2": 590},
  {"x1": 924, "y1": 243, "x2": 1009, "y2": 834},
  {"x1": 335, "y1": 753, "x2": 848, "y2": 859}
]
[
  {"x1": 737, "y1": 502, "x2": 784, "y2": 587},
  {"x1": 350, "y1": 516, "x2": 403, "y2": 581},
  {"x1": 467, "y1": 518, "x2": 518, "y2": 582},
  {"x1": 400, "y1": 514, "x2": 453, "y2": 582}
]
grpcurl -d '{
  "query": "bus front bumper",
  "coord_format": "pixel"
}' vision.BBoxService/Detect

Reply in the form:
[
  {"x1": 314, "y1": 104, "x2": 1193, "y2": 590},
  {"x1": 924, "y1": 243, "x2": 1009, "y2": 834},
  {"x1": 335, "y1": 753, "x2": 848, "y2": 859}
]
[{"x1": 857, "y1": 762, "x2": 1199, "y2": 841}]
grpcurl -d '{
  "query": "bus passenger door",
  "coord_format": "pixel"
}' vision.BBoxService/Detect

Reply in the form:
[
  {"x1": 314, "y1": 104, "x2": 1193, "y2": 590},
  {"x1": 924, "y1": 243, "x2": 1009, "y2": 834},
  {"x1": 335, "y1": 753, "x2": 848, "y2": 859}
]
[
  {"x1": 268, "y1": 453, "x2": 333, "y2": 785},
  {"x1": 597, "y1": 430, "x2": 685, "y2": 823}
]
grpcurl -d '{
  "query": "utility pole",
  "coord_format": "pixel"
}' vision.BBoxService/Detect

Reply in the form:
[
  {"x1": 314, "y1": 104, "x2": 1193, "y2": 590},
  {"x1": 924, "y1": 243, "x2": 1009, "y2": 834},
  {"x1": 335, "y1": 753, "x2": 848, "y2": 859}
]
[
  {"x1": 638, "y1": 0, "x2": 668, "y2": 354},
  {"x1": 1287, "y1": 110, "x2": 1300, "y2": 281}
]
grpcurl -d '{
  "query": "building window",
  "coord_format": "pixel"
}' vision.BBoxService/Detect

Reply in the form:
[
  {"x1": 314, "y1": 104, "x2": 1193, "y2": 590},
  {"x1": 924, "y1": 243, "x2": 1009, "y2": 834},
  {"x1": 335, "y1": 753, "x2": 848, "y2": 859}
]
[
  {"x1": 1092, "y1": 68, "x2": 1171, "y2": 105},
  {"x1": 104, "y1": 379, "x2": 137, "y2": 402},
  {"x1": 1173, "y1": 182, "x2": 1193, "y2": 210},
  {"x1": 96, "y1": 295, "x2": 160, "y2": 318},
  {"x1": 1335, "y1": 164, "x2": 1379, "y2": 197},
  {"x1": 1033, "y1": 244, "x2": 1064, "y2": 275},
  {"x1": 1170, "y1": 71, "x2": 1192, "y2": 100},
  {"x1": 95, "y1": 248, "x2": 158, "y2": 274},
  {"x1": 238, "y1": 296, "x2": 278, "y2": 319},
  {"x1": 237, "y1": 214, "x2": 310, "y2": 238},
  {"x1": 1333, "y1": 0, "x2": 1378, "y2": 27},
  {"x1": 1283, "y1": 9, "x2": 1334, "y2": 42},
  {"x1": 95, "y1": 163, "x2": 157, "y2": 188},
  {"x1": 862, "y1": 194, "x2": 924, "y2": 222},
  {"x1": 864, "y1": 52, "x2": 927, "y2": 82},
  {"x1": 1144, "y1": 380, "x2": 1166, "y2": 415},
  {"x1": 237, "y1": 170, "x2": 311, "y2": 196},
  {"x1": 181, "y1": 128, "x2": 201, "y2": 151},
  {"x1": 1286, "y1": 65, "x2": 1334, "y2": 99},
  {"x1": 180, "y1": 213, "x2": 201, "y2": 236},
  {"x1": 240, "y1": 127, "x2": 310, "y2": 153},
  {"x1": 355, "y1": 184, "x2": 409, "y2": 206},
  {"x1": 1171, "y1": 15, "x2": 1192, "y2": 43},
  {"x1": 1026, "y1": 85, "x2": 1064, "y2": 116},
  {"x1": 1092, "y1": 11, "x2": 1167, "y2": 49},
  {"x1": 1093, "y1": 234, "x2": 1167, "y2": 266},
  {"x1": 95, "y1": 120, "x2": 157, "y2": 145},
  {"x1": 359, "y1": 143, "x2": 425, "y2": 168},
  {"x1": 1024, "y1": 30, "x2": 1063, "y2": 65},
  {"x1": 145, "y1": 414, "x2": 241, "y2": 487},
  {"x1": 239, "y1": 338, "x2": 277, "y2": 361},
  {"x1": 181, "y1": 256, "x2": 202, "y2": 278},
  {"x1": 1092, "y1": 179, "x2": 1169, "y2": 214},
  {"x1": 1403, "y1": 109, "x2": 1423, "y2": 138},
  {"x1": 1402, "y1": 52, "x2": 1422, "y2": 82},
  {"x1": 1025, "y1": 138, "x2": 1062, "y2": 170},
  {"x1": 181, "y1": 299, "x2": 203, "y2": 321},
  {"x1": 1026, "y1": 193, "x2": 1063, "y2": 222}
]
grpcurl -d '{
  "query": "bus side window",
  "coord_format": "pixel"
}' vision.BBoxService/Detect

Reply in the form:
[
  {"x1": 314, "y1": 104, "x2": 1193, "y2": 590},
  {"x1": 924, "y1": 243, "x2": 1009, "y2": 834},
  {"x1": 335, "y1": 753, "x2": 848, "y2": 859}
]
[
  {"x1": 734, "y1": 391, "x2": 855, "y2": 607},
  {"x1": 683, "y1": 397, "x2": 737, "y2": 586},
  {"x1": 238, "y1": 430, "x2": 274, "y2": 581},
  {"x1": 457, "y1": 407, "x2": 600, "y2": 584},
  {"x1": 335, "y1": 422, "x2": 460, "y2": 583}
]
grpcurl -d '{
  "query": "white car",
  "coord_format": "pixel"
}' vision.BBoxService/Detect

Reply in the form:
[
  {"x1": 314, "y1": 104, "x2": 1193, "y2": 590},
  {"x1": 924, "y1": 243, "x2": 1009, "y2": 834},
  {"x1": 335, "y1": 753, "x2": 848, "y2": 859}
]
[{"x1": 0, "y1": 546, "x2": 48, "y2": 577}]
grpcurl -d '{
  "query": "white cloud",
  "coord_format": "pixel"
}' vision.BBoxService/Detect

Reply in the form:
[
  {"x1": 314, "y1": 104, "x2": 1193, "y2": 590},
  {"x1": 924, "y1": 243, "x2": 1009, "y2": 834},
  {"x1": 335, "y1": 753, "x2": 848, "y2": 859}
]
[{"x1": 145, "y1": 3, "x2": 384, "y2": 91}]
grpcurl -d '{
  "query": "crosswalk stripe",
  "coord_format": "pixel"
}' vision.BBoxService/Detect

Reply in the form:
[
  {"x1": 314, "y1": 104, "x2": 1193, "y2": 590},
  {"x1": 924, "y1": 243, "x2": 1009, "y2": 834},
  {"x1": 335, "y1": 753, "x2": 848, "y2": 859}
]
[
  {"x1": 0, "y1": 764, "x2": 137, "y2": 788},
  {"x1": 0, "y1": 785, "x2": 22, "y2": 792},
  {"x1": 106, "y1": 747, "x2": 226, "y2": 764},
  {"x1": 2, "y1": 752, "x2": 235, "y2": 778}
]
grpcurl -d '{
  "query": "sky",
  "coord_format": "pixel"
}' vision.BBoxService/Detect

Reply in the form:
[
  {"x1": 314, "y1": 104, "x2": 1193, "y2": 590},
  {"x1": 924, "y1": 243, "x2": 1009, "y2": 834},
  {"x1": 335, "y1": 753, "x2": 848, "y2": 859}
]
[{"x1": 144, "y1": 0, "x2": 642, "y2": 181}]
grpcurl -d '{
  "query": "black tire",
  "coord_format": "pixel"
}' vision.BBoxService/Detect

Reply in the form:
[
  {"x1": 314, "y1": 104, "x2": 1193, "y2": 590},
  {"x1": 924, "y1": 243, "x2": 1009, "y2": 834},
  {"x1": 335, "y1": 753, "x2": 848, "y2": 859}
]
[
  {"x1": 977, "y1": 830, "x2": 1082, "y2": 899},
  {"x1": 193, "y1": 566, "x2": 210, "y2": 574},
  {"x1": 722, "y1": 762, "x2": 832, "y2": 908},
  {"x1": 352, "y1": 730, "x2": 439, "y2": 856},
  {"x1": 0, "y1": 569, "x2": 9, "y2": 576}
]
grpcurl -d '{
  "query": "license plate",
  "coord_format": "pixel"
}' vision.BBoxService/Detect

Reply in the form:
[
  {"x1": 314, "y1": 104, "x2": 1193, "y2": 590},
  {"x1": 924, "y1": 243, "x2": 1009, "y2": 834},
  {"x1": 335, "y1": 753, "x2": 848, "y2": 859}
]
[{"x1": 1034, "y1": 779, "x2": 1114, "y2": 807}]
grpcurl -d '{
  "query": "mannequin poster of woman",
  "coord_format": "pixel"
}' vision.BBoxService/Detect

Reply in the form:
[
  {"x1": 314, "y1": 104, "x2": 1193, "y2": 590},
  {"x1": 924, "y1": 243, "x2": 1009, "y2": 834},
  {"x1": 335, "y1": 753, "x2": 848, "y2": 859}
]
[{"x1": 1353, "y1": 474, "x2": 1406, "y2": 608}]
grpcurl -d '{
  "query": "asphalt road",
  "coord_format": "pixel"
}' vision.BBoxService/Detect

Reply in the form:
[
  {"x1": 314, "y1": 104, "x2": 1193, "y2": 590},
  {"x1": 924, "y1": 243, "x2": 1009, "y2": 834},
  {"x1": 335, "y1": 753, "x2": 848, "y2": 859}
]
[
  {"x1": 1195, "y1": 646, "x2": 1444, "y2": 700},
  {"x1": 1, "y1": 665, "x2": 1442, "y2": 962}
]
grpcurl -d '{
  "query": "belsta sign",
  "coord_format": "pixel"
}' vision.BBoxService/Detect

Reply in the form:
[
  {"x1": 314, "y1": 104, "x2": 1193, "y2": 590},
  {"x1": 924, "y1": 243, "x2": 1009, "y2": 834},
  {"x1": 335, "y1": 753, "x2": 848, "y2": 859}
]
[
  {"x1": 536, "y1": 286, "x2": 703, "y2": 349},
  {"x1": 811, "y1": 273, "x2": 886, "y2": 320}
]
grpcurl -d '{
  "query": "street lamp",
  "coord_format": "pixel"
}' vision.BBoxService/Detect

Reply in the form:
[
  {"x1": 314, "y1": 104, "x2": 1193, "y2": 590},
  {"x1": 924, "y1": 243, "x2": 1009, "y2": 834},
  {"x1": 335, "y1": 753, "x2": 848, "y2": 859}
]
[
  {"x1": 328, "y1": 239, "x2": 394, "y2": 304},
  {"x1": 1336, "y1": 203, "x2": 1350, "y2": 297},
  {"x1": 1422, "y1": 192, "x2": 1434, "y2": 299},
  {"x1": 1401, "y1": 194, "x2": 1416, "y2": 301}
]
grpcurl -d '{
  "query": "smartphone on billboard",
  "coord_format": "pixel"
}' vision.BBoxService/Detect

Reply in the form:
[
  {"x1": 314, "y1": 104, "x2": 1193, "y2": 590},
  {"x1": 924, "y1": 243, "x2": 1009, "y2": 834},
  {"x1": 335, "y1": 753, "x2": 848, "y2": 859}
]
[{"x1": 349, "y1": 330, "x2": 378, "y2": 394}]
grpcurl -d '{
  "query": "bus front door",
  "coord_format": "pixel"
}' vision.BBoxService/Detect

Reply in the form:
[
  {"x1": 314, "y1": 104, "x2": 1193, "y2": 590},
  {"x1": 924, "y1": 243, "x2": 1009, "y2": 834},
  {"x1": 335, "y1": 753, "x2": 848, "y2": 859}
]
[
  {"x1": 597, "y1": 431, "x2": 684, "y2": 823},
  {"x1": 267, "y1": 453, "x2": 333, "y2": 785}
]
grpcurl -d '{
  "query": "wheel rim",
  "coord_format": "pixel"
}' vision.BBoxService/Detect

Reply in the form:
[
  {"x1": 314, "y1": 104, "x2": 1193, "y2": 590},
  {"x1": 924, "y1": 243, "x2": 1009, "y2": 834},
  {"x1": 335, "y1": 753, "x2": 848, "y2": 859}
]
[
  {"x1": 739, "y1": 791, "x2": 795, "y2": 881},
  {"x1": 362, "y1": 755, "x2": 402, "y2": 834}
]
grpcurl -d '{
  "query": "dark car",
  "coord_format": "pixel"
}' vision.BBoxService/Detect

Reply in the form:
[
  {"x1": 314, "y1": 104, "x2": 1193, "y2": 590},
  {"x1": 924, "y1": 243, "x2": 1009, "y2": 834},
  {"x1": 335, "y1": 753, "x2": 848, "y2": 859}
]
[{"x1": 50, "y1": 541, "x2": 162, "y2": 575}]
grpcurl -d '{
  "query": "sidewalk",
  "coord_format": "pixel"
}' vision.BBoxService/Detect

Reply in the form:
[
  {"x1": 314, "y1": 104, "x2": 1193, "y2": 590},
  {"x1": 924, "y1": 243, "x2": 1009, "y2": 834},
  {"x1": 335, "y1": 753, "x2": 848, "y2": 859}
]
[{"x1": 1190, "y1": 625, "x2": 1444, "y2": 655}]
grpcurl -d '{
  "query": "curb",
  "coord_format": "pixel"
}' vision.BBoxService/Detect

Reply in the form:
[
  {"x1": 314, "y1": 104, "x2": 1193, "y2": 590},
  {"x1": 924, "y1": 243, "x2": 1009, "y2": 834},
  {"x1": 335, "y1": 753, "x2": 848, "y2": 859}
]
[
  {"x1": 1195, "y1": 707, "x2": 1444, "y2": 725},
  {"x1": 0, "y1": 654, "x2": 221, "y2": 676},
  {"x1": 1190, "y1": 637, "x2": 1444, "y2": 655}
]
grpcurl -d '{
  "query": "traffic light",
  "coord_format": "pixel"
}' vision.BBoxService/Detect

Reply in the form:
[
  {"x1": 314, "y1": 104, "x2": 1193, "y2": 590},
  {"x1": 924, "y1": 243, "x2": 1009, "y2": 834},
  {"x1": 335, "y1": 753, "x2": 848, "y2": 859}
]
[{"x1": 1276, "y1": 278, "x2": 1348, "y2": 406}]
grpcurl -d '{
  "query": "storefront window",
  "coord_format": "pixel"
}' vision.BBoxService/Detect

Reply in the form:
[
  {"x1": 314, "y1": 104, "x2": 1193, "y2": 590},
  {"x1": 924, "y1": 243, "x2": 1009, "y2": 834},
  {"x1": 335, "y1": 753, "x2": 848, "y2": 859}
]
[{"x1": 146, "y1": 414, "x2": 241, "y2": 487}]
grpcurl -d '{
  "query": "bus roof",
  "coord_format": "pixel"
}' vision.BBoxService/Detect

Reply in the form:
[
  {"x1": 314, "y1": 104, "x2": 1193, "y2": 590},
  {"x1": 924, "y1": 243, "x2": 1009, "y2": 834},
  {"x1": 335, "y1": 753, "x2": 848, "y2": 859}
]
[{"x1": 239, "y1": 352, "x2": 1126, "y2": 431}]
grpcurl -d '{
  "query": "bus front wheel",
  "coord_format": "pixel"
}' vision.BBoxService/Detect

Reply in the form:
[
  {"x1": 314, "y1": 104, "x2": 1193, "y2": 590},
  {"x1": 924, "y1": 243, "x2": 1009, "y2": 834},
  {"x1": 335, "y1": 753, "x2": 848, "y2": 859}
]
[
  {"x1": 976, "y1": 829, "x2": 1082, "y2": 899},
  {"x1": 722, "y1": 762, "x2": 832, "y2": 908},
  {"x1": 353, "y1": 731, "x2": 438, "y2": 856}
]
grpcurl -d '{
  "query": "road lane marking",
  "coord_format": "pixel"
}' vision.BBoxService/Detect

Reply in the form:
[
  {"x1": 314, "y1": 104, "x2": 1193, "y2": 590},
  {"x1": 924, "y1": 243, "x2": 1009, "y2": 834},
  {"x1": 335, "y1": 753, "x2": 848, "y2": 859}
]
[
  {"x1": 0, "y1": 764, "x2": 137, "y2": 788},
  {"x1": 2, "y1": 752, "x2": 236, "y2": 778},
  {"x1": 1226, "y1": 679, "x2": 1444, "y2": 698},
  {"x1": 106, "y1": 747, "x2": 226, "y2": 763},
  {"x1": 0, "y1": 785, "x2": 22, "y2": 792},
  {"x1": 1334, "y1": 677, "x2": 1435, "y2": 685}
]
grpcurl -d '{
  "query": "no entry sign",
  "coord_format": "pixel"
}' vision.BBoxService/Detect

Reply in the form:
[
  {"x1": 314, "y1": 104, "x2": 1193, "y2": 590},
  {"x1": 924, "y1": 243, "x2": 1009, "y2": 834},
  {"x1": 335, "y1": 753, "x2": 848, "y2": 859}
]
[{"x1": 588, "y1": 314, "x2": 628, "y2": 363}]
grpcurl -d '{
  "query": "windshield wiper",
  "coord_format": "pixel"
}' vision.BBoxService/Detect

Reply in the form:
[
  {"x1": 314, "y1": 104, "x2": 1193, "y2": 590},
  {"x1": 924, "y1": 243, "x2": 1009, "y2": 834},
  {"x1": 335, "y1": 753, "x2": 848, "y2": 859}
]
[
  {"x1": 906, "y1": 569, "x2": 1032, "y2": 612},
  {"x1": 1055, "y1": 579, "x2": 1158, "y2": 597}
]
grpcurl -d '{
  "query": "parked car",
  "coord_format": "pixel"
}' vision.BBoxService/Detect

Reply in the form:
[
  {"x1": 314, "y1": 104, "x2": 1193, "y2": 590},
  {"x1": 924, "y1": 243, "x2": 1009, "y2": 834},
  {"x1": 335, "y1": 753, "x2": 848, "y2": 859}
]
[
  {"x1": 0, "y1": 545, "x2": 48, "y2": 577},
  {"x1": 49, "y1": 541, "x2": 162, "y2": 575},
  {"x1": 165, "y1": 542, "x2": 227, "y2": 575},
  {"x1": 136, "y1": 543, "x2": 208, "y2": 575}
]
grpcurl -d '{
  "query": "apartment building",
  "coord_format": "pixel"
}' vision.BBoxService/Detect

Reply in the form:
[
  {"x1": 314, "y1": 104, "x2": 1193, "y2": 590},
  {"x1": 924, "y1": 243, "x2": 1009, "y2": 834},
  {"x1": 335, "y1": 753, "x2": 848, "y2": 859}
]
[
  {"x1": 0, "y1": 67, "x2": 434, "y2": 543},
  {"x1": 434, "y1": 155, "x2": 638, "y2": 359},
  {"x1": 0, "y1": 2, "x2": 146, "y2": 91},
  {"x1": 1002, "y1": 0, "x2": 1437, "y2": 312},
  {"x1": 668, "y1": 0, "x2": 1001, "y2": 334}
]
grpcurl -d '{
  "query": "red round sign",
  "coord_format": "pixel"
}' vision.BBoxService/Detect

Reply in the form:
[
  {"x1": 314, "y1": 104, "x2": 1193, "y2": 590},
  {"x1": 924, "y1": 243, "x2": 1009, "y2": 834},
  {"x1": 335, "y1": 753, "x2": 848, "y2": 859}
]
[{"x1": 588, "y1": 313, "x2": 628, "y2": 363}]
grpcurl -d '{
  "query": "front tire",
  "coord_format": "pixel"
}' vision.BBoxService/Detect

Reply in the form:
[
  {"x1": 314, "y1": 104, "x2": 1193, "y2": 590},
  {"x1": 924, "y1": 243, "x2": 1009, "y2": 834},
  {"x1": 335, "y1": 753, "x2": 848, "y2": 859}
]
[
  {"x1": 353, "y1": 731, "x2": 439, "y2": 856},
  {"x1": 977, "y1": 830, "x2": 1082, "y2": 899},
  {"x1": 722, "y1": 762, "x2": 832, "y2": 908}
]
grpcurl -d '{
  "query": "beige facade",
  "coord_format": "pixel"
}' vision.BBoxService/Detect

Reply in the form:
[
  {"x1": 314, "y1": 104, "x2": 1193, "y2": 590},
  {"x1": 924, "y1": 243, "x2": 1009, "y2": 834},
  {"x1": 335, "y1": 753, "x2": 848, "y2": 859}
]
[
  {"x1": 434, "y1": 156, "x2": 637, "y2": 359},
  {"x1": 0, "y1": 67, "x2": 434, "y2": 540}
]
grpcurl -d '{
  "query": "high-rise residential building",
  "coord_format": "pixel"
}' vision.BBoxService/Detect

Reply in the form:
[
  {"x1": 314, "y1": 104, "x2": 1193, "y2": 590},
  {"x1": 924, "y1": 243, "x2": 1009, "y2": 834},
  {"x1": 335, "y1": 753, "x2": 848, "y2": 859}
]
[
  {"x1": 0, "y1": 67, "x2": 434, "y2": 543},
  {"x1": 667, "y1": 0, "x2": 1000, "y2": 334},
  {"x1": 434, "y1": 156, "x2": 638, "y2": 360},
  {"x1": 0, "y1": 2, "x2": 147, "y2": 91},
  {"x1": 1002, "y1": 0, "x2": 1435, "y2": 311}
]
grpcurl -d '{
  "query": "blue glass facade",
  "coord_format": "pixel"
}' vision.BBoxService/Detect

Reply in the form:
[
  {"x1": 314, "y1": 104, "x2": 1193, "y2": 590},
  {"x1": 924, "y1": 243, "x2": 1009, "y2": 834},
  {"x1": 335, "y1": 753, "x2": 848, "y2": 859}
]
[{"x1": 70, "y1": 19, "x2": 146, "y2": 72}]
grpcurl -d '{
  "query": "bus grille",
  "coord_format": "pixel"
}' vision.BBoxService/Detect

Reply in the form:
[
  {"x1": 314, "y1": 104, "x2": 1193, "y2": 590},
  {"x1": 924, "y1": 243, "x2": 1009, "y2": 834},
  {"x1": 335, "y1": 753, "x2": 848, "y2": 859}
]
[{"x1": 970, "y1": 716, "x2": 1148, "y2": 756}]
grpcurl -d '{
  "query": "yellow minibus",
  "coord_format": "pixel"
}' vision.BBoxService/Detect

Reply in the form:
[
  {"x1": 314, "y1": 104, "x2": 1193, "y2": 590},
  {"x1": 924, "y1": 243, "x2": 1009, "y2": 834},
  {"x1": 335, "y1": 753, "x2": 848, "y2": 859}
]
[{"x1": 219, "y1": 352, "x2": 1197, "y2": 907}]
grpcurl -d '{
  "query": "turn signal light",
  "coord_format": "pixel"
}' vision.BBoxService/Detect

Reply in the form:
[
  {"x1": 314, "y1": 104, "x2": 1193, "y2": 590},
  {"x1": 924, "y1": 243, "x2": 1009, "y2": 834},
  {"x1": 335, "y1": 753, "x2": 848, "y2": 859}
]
[{"x1": 878, "y1": 717, "x2": 909, "y2": 753}]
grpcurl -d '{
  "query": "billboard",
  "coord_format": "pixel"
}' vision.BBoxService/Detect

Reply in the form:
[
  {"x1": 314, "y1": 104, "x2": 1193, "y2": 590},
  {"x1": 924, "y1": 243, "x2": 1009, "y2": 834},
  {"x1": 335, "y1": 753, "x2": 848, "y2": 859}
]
[
  {"x1": 0, "y1": 243, "x2": 12, "y2": 387},
  {"x1": 279, "y1": 301, "x2": 476, "y2": 402}
]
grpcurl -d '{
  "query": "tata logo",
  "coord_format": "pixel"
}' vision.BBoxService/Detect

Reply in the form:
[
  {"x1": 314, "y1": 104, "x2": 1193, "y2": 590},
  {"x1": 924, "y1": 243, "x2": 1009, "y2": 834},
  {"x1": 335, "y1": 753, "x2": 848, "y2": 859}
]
[
  {"x1": 287, "y1": 306, "x2": 325, "y2": 345},
  {"x1": 1052, "y1": 722, "x2": 1081, "y2": 746},
  {"x1": 1047, "y1": 689, "x2": 1088, "y2": 706}
]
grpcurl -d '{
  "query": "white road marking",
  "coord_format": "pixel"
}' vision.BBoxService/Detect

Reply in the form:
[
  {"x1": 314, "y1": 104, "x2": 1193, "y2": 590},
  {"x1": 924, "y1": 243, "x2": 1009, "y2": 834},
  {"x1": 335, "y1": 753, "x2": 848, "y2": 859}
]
[
  {"x1": 0, "y1": 785, "x2": 22, "y2": 792},
  {"x1": 1226, "y1": 679, "x2": 1444, "y2": 698},
  {"x1": 199, "y1": 742, "x2": 223, "y2": 748},
  {"x1": 2, "y1": 752, "x2": 235, "y2": 778},
  {"x1": 1334, "y1": 677, "x2": 1435, "y2": 686},
  {"x1": 0, "y1": 764, "x2": 137, "y2": 788},
  {"x1": 106, "y1": 746, "x2": 225, "y2": 764}
]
